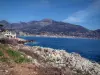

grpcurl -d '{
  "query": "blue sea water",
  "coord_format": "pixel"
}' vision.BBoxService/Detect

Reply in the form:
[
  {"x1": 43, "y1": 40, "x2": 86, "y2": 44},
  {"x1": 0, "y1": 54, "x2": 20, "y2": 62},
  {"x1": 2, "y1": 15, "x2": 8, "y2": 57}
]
[{"x1": 19, "y1": 36, "x2": 100, "y2": 62}]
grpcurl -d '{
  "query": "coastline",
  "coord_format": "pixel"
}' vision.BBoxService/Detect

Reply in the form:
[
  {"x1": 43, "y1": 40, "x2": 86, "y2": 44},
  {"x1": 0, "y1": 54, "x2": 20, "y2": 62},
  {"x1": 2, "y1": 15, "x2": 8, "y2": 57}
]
[
  {"x1": 0, "y1": 37, "x2": 100, "y2": 75},
  {"x1": 10, "y1": 44, "x2": 100, "y2": 75},
  {"x1": 19, "y1": 34, "x2": 99, "y2": 40},
  {"x1": 18, "y1": 36, "x2": 100, "y2": 62}
]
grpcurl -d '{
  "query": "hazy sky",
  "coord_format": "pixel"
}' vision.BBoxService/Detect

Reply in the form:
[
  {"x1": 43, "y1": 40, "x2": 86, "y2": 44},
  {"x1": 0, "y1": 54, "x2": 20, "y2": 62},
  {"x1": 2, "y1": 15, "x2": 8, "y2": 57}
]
[{"x1": 0, "y1": 0, "x2": 100, "y2": 30}]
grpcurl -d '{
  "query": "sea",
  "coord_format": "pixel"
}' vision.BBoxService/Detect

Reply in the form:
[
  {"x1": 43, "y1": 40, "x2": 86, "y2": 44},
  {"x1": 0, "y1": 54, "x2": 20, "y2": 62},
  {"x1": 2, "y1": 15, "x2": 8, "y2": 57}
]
[{"x1": 19, "y1": 36, "x2": 100, "y2": 62}]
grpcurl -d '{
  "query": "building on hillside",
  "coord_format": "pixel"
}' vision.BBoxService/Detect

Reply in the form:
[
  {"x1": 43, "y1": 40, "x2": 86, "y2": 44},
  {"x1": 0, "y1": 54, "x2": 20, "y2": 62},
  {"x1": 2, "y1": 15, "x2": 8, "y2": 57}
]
[
  {"x1": 0, "y1": 24, "x2": 16, "y2": 38},
  {"x1": 0, "y1": 30, "x2": 16, "y2": 38},
  {"x1": 2, "y1": 31, "x2": 16, "y2": 38}
]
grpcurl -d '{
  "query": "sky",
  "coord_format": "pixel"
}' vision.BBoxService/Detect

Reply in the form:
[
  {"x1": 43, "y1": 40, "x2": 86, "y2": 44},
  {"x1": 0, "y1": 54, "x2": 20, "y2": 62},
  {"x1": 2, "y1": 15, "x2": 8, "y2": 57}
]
[{"x1": 0, "y1": 0, "x2": 100, "y2": 30}]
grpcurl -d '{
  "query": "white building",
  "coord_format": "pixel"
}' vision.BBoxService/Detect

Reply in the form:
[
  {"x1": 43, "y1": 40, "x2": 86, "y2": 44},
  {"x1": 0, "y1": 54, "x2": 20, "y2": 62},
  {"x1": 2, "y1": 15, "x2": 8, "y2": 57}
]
[{"x1": 1, "y1": 31, "x2": 16, "y2": 38}]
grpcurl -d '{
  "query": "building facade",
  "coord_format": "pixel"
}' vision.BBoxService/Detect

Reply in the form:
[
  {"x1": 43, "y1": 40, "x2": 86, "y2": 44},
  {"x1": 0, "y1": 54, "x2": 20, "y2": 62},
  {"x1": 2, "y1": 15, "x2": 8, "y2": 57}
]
[{"x1": 1, "y1": 31, "x2": 16, "y2": 38}]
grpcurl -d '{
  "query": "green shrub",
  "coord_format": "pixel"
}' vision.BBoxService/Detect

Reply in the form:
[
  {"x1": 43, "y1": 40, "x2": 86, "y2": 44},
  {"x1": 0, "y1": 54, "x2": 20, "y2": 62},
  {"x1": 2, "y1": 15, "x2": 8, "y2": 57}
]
[
  {"x1": 7, "y1": 49, "x2": 31, "y2": 63},
  {"x1": 0, "y1": 50, "x2": 4, "y2": 56},
  {"x1": 0, "y1": 57, "x2": 9, "y2": 62},
  {"x1": 0, "y1": 45, "x2": 32, "y2": 63},
  {"x1": 7, "y1": 49, "x2": 21, "y2": 57},
  {"x1": 14, "y1": 57, "x2": 31, "y2": 63}
]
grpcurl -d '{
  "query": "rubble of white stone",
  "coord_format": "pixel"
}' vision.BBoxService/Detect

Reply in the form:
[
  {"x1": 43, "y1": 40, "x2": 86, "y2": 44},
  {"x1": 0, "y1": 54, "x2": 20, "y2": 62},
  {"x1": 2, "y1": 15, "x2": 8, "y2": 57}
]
[{"x1": 12, "y1": 45, "x2": 100, "y2": 75}]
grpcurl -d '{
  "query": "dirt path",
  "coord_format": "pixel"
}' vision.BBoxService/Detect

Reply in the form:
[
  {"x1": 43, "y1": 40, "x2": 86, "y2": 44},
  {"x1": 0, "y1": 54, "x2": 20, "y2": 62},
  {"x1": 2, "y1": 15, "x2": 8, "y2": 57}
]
[{"x1": 0, "y1": 63, "x2": 72, "y2": 75}]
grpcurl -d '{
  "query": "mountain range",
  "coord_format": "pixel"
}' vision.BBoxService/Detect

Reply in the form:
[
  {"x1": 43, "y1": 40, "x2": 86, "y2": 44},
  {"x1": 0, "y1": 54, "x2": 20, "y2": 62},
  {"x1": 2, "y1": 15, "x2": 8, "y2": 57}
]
[{"x1": 0, "y1": 19, "x2": 100, "y2": 39}]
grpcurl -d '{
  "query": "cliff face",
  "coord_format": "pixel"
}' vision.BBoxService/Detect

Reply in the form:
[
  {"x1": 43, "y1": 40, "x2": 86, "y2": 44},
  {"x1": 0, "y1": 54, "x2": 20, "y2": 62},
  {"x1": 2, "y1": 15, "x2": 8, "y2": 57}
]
[{"x1": 10, "y1": 45, "x2": 100, "y2": 75}]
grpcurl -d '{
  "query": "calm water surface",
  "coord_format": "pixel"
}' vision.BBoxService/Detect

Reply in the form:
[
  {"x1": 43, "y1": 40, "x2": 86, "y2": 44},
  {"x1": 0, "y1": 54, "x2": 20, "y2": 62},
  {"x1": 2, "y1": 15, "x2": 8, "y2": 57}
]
[{"x1": 19, "y1": 36, "x2": 100, "y2": 62}]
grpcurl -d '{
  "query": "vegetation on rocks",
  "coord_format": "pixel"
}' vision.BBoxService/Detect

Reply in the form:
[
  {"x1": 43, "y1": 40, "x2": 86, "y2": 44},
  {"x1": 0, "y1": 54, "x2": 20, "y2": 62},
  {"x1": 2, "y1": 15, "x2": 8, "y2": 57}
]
[
  {"x1": 0, "y1": 44, "x2": 31, "y2": 63},
  {"x1": 0, "y1": 42, "x2": 100, "y2": 75},
  {"x1": 0, "y1": 50, "x2": 4, "y2": 56},
  {"x1": 14, "y1": 45, "x2": 100, "y2": 75}
]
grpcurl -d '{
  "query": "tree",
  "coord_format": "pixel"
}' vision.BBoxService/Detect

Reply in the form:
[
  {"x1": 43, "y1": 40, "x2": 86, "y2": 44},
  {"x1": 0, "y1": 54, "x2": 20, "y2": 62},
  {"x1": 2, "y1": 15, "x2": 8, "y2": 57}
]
[
  {"x1": 0, "y1": 24, "x2": 4, "y2": 32},
  {"x1": 0, "y1": 24, "x2": 4, "y2": 28}
]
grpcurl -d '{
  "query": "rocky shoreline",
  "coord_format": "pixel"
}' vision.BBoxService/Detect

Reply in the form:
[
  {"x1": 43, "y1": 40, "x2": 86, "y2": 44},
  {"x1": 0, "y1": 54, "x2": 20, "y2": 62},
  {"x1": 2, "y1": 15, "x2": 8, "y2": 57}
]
[
  {"x1": 0, "y1": 38, "x2": 35, "y2": 45},
  {"x1": 9, "y1": 44, "x2": 100, "y2": 75},
  {"x1": 0, "y1": 38, "x2": 100, "y2": 75}
]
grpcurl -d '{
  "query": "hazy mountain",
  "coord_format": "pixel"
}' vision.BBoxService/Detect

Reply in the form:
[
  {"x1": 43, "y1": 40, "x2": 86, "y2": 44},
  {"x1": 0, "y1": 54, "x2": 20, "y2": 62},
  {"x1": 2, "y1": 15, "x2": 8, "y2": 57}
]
[{"x1": 0, "y1": 19, "x2": 100, "y2": 38}]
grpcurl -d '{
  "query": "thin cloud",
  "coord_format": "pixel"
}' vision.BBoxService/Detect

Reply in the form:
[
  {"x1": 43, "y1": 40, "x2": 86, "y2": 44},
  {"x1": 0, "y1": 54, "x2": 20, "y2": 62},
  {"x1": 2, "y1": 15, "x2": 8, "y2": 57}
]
[
  {"x1": 63, "y1": 0, "x2": 100, "y2": 23},
  {"x1": 63, "y1": 10, "x2": 88, "y2": 23}
]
